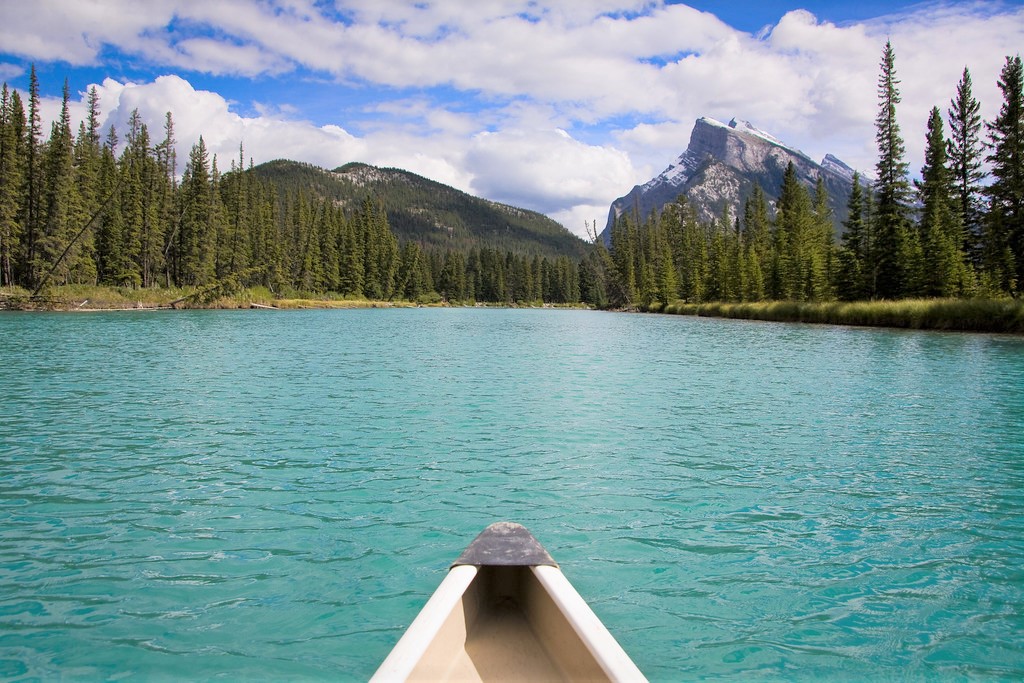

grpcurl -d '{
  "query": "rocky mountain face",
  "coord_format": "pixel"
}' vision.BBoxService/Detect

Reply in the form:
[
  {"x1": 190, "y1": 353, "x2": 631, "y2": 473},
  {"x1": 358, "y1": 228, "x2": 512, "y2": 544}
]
[{"x1": 604, "y1": 117, "x2": 858, "y2": 241}]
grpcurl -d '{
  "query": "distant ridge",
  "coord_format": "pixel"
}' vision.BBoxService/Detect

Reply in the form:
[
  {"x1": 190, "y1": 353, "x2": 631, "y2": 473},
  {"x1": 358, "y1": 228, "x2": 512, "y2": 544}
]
[
  {"x1": 603, "y1": 117, "x2": 859, "y2": 241},
  {"x1": 252, "y1": 159, "x2": 587, "y2": 259}
]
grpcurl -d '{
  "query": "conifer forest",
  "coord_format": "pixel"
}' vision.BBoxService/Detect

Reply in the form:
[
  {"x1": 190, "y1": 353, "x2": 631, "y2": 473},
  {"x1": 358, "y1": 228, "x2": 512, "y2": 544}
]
[{"x1": 1, "y1": 44, "x2": 1022, "y2": 308}]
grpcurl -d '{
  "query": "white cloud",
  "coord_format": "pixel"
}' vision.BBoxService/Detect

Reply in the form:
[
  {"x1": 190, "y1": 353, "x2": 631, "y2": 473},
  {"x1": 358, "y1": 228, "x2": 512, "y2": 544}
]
[
  {"x1": 9, "y1": 1, "x2": 1024, "y2": 240},
  {"x1": 0, "y1": 63, "x2": 24, "y2": 81},
  {"x1": 49, "y1": 75, "x2": 367, "y2": 174},
  {"x1": 465, "y1": 128, "x2": 638, "y2": 217},
  {"x1": 0, "y1": 1, "x2": 172, "y2": 64}
]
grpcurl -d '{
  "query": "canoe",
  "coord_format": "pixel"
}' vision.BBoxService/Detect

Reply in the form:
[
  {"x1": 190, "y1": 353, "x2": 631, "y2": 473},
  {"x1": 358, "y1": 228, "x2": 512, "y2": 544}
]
[{"x1": 371, "y1": 522, "x2": 647, "y2": 682}]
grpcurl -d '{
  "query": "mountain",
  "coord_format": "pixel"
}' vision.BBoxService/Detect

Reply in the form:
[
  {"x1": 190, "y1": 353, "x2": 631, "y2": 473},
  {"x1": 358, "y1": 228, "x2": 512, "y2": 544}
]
[
  {"x1": 252, "y1": 160, "x2": 588, "y2": 259},
  {"x1": 603, "y1": 117, "x2": 858, "y2": 241}
]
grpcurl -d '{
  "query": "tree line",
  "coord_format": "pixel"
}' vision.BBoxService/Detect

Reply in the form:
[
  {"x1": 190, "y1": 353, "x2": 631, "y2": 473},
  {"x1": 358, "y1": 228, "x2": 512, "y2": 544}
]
[
  {"x1": 0, "y1": 68, "x2": 583, "y2": 305},
  {"x1": 587, "y1": 45, "x2": 1023, "y2": 308},
  {"x1": 1, "y1": 44, "x2": 1021, "y2": 309}
]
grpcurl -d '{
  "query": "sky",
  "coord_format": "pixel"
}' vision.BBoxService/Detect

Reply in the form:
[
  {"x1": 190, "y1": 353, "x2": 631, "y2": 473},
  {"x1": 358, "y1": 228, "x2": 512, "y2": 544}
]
[{"x1": 1, "y1": 1, "x2": 1022, "y2": 238}]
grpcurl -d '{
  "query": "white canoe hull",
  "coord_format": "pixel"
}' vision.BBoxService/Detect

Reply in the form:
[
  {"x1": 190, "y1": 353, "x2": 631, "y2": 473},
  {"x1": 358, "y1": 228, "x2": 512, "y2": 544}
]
[{"x1": 371, "y1": 523, "x2": 646, "y2": 682}]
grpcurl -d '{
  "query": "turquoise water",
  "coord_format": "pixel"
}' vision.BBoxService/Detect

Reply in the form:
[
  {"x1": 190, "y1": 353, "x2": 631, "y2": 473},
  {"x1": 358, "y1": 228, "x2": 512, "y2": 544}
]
[{"x1": 1, "y1": 308, "x2": 1023, "y2": 681}]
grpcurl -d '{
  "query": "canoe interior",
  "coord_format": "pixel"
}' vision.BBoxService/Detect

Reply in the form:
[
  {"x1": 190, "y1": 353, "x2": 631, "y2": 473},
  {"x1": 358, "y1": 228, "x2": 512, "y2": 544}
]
[{"x1": 407, "y1": 564, "x2": 612, "y2": 682}]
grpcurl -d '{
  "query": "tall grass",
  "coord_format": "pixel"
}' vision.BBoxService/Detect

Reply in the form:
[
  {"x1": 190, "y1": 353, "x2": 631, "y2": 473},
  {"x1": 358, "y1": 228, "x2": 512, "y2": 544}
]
[
  {"x1": 0, "y1": 284, "x2": 424, "y2": 311},
  {"x1": 662, "y1": 298, "x2": 1024, "y2": 333}
]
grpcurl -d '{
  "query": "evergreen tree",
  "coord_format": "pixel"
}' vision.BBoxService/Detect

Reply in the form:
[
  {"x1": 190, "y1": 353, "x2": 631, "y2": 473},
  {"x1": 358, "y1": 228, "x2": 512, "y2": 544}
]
[
  {"x1": 114, "y1": 110, "x2": 147, "y2": 287},
  {"x1": 917, "y1": 106, "x2": 969, "y2": 296},
  {"x1": 208, "y1": 154, "x2": 226, "y2": 281},
  {"x1": 773, "y1": 162, "x2": 814, "y2": 299},
  {"x1": 706, "y1": 223, "x2": 729, "y2": 301},
  {"x1": 178, "y1": 137, "x2": 216, "y2": 285},
  {"x1": 155, "y1": 112, "x2": 177, "y2": 287},
  {"x1": 37, "y1": 79, "x2": 80, "y2": 287},
  {"x1": 22, "y1": 65, "x2": 42, "y2": 287},
  {"x1": 71, "y1": 118, "x2": 100, "y2": 284},
  {"x1": 741, "y1": 185, "x2": 771, "y2": 300},
  {"x1": 947, "y1": 67, "x2": 985, "y2": 264},
  {"x1": 396, "y1": 241, "x2": 422, "y2": 300},
  {"x1": 837, "y1": 172, "x2": 871, "y2": 299},
  {"x1": 811, "y1": 176, "x2": 835, "y2": 300},
  {"x1": 85, "y1": 86, "x2": 101, "y2": 150},
  {"x1": 985, "y1": 54, "x2": 1024, "y2": 294},
  {"x1": 438, "y1": 249, "x2": 467, "y2": 301},
  {"x1": 873, "y1": 40, "x2": 914, "y2": 298},
  {"x1": 741, "y1": 241, "x2": 764, "y2": 301},
  {"x1": 655, "y1": 221, "x2": 679, "y2": 304},
  {"x1": 220, "y1": 144, "x2": 251, "y2": 280},
  {"x1": 0, "y1": 84, "x2": 25, "y2": 286},
  {"x1": 94, "y1": 134, "x2": 122, "y2": 284},
  {"x1": 678, "y1": 203, "x2": 707, "y2": 302},
  {"x1": 317, "y1": 201, "x2": 340, "y2": 292},
  {"x1": 580, "y1": 244, "x2": 612, "y2": 308},
  {"x1": 530, "y1": 254, "x2": 543, "y2": 301},
  {"x1": 338, "y1": 212, "x2": 364, "y2": 296},
  {"x1": 609, "y1": 215, "x2": 637, "y2": 306}
]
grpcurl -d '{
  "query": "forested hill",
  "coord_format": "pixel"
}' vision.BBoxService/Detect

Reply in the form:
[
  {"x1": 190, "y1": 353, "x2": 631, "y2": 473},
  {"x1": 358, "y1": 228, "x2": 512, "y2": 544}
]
[{"x1": 252, "y1": 160, "x2": 587, "y2": 260}]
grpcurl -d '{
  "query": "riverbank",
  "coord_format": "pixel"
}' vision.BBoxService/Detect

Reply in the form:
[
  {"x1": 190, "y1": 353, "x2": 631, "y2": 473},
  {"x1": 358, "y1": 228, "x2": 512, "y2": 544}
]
[
  {"x1": 657, "y1": 298, "x2": 1024, "y2": 334},
  {"x1": 5, "y1": 286, "x2": 1022, "y2": 333},
  {"x1": 0, "y1": 285, "x2": 579, "y2": 312},
  {"x1": 0, "y1": 285, "x2": 418, "y2": 311}
]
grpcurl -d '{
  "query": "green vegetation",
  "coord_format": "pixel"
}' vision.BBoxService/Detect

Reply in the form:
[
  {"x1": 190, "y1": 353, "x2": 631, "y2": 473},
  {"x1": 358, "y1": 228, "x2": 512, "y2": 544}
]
[
  {"x1": 1, "y1": 44, "x2": 1022, "y2": 333},
  {"x1": 589, "y1": 46, "x2": 1024, "y2": 320},
  {"x1": 256, "y1": 160, "x2": 587, "y2": 259},
  {"x1": 0, "y1": 74, "x2": 586, "y2": 307},
  {"x1": 0, "y1": 283, "x2": 428, "y2": 311},
  {"x1": 661, "y1": 298, "x2": 1024, "y2": 333}
]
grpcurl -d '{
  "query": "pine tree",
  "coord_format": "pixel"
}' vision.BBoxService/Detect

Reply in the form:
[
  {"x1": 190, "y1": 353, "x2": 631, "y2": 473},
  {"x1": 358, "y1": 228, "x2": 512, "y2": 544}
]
[
  {"x1": 114, "y1": 110, "x2": 147, "y2": 287},
  {"x1": 873, "y1": 40, "x2": 914, "y2": 298},
  {"x1": 917, "y1": 106, "x2": 969, "y2": 296},
  {"x1": 208, "y1": 153, "x2": 226, "y2": 282},
  {"x1": 947, "y1": 67, "x2": 985, "y2": 264},
  {"x1": 985, "y1": 54, "x2": 1024, "y2": 294},
  {"x1": 706, "y1": 224, "x2": 729, "y2": 301},
  {"x1": 37, "y1": 79, "x2": 80, "y2": 287},
  {"x1": 71, "y1": 119, "x2": 100, "y2": 284},
  {"x1": 155, "y1": 112, "x2": 177, "y2": 287},
  {"x1": 530, "y1": 254, "x2": 543, "y2": 301},
  {"x1": 837, "y1": 172, "x2": 871, "y2": 300},
  {"x1": 655, "y1": 221, "x2": 679, "y2": 304},
  {"x1": 94, "y1": 133, "x2": 122, "y2": 284},
  {"x1": 178, "y1": 137, "x2": 216, "y2": 285},
  {"x1": 678, "y1": 203, "x2": 707, "y2": 302},
  {"x1": 223, "y1": 144, "x2": 251, "y2": 279},
  {"x1": 742, "y1": 185, "x2": 771, "y2": 300},
  {"x1": 22, "y1": 65, "x2": 42, "y2": 287},
  {"x1": 338, "y1": 213, "x2": 364, "y2": 297},
  {"x1": 609, "y1": 215, "x2": 637, "y2": 306},
  {"x1": 0, "y1": 84, "x2": 25, "y2": 286},
  {"x1": 773, "y1": 162, "x2": 815, "y2": 299},
  {"x1": 811, "y1": 175, "x2": 835, "y2": 300},
  {"x1": 85, "y1": 86, "x2": 101, "y2": 151}
]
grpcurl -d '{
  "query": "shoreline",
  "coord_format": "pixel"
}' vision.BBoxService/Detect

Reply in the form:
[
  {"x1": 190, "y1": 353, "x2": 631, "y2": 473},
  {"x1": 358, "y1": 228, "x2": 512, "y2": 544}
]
[
  {"x1": 3, "y1": 287, "x2": 1022, "y2": 334},
  {"x1": 652, "y1": 298, "x2": 1024, "y2": 335}
]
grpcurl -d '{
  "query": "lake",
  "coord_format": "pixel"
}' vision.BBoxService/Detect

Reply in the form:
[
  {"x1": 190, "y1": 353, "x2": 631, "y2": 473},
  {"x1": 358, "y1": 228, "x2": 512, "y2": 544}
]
[{"x1": 1, "y1": 308, "x2": 1023, "y2": 681}]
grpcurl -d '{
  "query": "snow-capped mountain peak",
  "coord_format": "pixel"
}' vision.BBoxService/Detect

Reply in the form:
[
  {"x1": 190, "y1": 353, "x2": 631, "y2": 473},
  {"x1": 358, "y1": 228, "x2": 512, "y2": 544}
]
[
  {"x1": 604, "y1": 116, "x2": 860, "y2": 239},
  {"x1": 727, "y1": 118, "x2": 786, "y2": 147}
]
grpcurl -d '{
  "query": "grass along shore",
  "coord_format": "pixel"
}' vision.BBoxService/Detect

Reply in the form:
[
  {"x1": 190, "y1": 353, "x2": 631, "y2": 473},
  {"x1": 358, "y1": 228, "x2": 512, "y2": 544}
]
[
  {"x1": 0, "y1": 284, "x2": 578, "y2": 312},
  {"x1": 657, "y1": 298, "x2": 1024, "y2": 333},
  {"x1": 0, "y1": 284, "x2": 421, "y2": 311},
  {"x1": 3, "y1": 285, "x2": 1022, "y2": 333}
]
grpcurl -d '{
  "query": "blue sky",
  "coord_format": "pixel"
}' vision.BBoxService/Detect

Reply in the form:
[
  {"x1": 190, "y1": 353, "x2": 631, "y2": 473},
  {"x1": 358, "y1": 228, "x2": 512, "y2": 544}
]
[{"x1": 1, "y1": 1, "x2": 1022, "y2": 237}]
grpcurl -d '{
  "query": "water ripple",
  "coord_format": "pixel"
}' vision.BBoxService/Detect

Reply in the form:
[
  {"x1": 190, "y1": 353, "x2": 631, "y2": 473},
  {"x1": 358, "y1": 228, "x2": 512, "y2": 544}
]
[{"x1": 1, "y1": 310, "x2": 1023, "y2": 680}]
